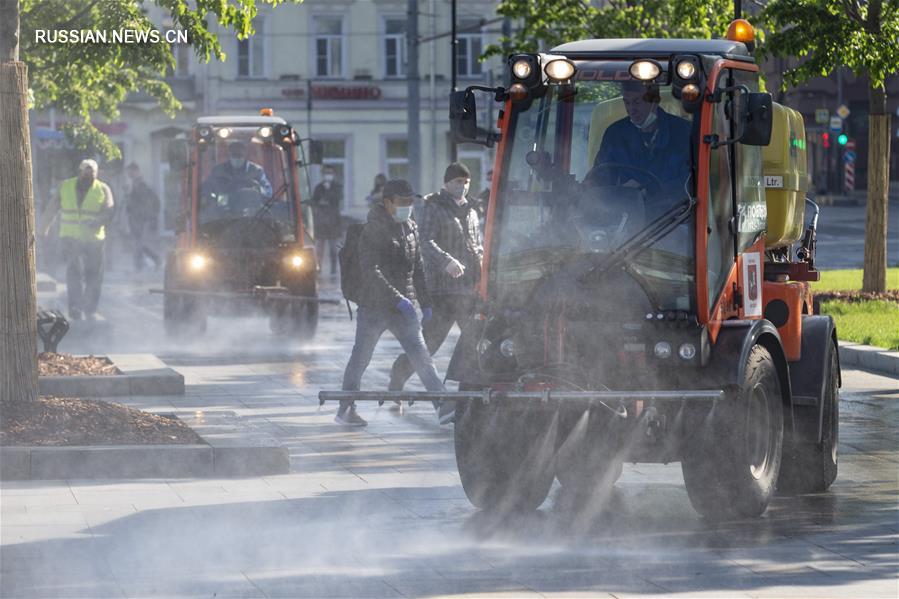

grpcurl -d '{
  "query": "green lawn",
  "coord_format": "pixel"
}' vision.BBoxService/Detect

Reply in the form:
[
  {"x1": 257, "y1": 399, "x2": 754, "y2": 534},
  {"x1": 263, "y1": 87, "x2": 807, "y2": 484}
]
[
  {"x1": 812, "y1": 268, "x2": 899, "y2": 292},
  {"x1": 812, "y1": 268, "x2": 899, "y2": 350}
]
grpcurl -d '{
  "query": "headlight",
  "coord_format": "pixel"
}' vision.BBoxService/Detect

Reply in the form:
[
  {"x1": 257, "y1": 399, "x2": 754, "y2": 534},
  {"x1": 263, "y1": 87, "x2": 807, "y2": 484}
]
[
  {"x1": 681, "y1": 83, "x2": 701, "y2": 102},
  {"x1": 653, "y1": 341, "x2": 672, "y2": 359},
  {"x1": 508, "y1": 83, "x2": 528, "y2": 102},
  {"x1": 290, "y1": 255, "x2": 303, "y2": 268},
  {"x1": 512, "y1": 59, "x2": 532, "y2": 79},
  {"x1": 544, "y1": 59, "x2": 575, "y2": 81},
  {"x1": 258, "y1": 126, "x2": 273, "y2": 139},
  {"x1": 629, "y1": 60, "x2": 661, "y2": 81},
  {"x1": 216, "y1": 127, "x2": 231, "y2": 139},
  {"x1": 678, "y1": 343, "x2": 697, "y2": 360},
  {"x1": 676, "y1": 60, "x2": 696, "y2": 79},
  {"x1": 277, "y1": 125, "x2": 291, "y2": 138},
  {"x1": 189, "y1": 254, "x2": 207, "y2": 271},
  {"x1": 499, "y1": 339, "x2": 516, "y2": 358},
  {"x1": 197, "y1": 126, "x2": 212, "y2": 139}
]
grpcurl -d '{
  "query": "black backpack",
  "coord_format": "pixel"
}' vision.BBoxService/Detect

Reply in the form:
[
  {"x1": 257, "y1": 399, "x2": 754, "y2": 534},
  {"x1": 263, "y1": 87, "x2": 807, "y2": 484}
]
[{"x1": 338, "y1": 223, "x2": 366, "y2": 309}]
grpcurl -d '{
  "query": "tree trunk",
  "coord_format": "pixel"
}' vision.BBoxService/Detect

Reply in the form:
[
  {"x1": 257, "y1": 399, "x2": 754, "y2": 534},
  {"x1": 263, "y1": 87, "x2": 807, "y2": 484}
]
[
  {"x1": 862, "y1": 85, "x2": 891, "y2": 293},
  {"x1": 0, "y1": 61, "x2": 38, "y2": 403}
]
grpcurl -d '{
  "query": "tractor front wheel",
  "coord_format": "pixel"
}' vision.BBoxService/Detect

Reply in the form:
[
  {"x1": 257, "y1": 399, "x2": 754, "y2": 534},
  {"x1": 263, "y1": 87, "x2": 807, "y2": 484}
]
[
  {"x1": 682, "y1": 344, "x2": 784, "y2": 520},
  {"x1": 454, "y1": 398, "x2": 556, "y2": 513}
]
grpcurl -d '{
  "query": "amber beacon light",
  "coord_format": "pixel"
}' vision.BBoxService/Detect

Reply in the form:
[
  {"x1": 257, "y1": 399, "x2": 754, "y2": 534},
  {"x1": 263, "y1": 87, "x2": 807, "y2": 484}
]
[{"x1": 726, "y1": 19, "x2": 755, "y2": 44}]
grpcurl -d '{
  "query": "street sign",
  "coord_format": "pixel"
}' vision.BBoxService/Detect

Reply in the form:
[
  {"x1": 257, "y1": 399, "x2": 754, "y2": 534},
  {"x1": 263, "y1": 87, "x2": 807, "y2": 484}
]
[
  {"x1": 844, "y1": 151, "x2": 857, "y2": 162},
  {"x1": 836, "y1": 104, "x2": 850, "y2": 119},
  {"x1": 829, "y1": 116, "x2": 843, "y2": 132},
  {"x1": 815, "y1": 108, "x2": 830, "y2": 124},
  {"x1": 845, "y1": 139, "x2": 856, "y2": 150}
]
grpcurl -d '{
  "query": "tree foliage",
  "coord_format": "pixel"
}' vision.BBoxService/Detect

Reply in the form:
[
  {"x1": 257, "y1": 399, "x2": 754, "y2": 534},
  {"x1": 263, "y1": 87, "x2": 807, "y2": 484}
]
[
  {"x1": 485, "y1": 0, "x2": 734, "y2": 58},
  {"x1": 756, "y1": 0, "x2": 899, "y2": 96},
  {"x1": 20, "y1": 0, "x2": 289, "y2": 158}
]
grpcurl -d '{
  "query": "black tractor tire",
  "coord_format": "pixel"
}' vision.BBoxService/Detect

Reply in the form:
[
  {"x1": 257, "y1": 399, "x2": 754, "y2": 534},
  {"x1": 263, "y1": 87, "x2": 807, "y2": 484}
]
[
  {"x1": 555, "y1": 407, "x2": 624, "y2": 502},
  {"x1": 454, "y1": 398, "x2": 556, "y2": 513},
  {"x1": 682, "y1": 344, "x2": 784, "y2": 520},
  {"x1": 777, "y1": 347, "x2": 839, "y2": 495}
]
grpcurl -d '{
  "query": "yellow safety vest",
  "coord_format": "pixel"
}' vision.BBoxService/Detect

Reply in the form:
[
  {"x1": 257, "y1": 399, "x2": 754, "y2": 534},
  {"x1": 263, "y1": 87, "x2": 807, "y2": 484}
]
[{"x1": 59, "y1": 177, "x2": 107, "y2": 241}]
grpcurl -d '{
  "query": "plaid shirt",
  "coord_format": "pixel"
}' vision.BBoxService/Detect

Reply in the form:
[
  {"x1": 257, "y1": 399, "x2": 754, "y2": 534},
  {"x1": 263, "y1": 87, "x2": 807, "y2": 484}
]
[{"x1": 416, "y1": 190, "x2": 483, "y2": 297}]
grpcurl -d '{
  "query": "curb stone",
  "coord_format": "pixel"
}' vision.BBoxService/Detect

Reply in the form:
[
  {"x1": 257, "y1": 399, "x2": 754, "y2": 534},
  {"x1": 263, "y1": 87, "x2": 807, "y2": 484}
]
[
  {"x1": 38, "y1": 353, "x2": 184, "y2": 396},
  {"x1": 838, "y1": 341, "x2": 899, "y2": 377}
]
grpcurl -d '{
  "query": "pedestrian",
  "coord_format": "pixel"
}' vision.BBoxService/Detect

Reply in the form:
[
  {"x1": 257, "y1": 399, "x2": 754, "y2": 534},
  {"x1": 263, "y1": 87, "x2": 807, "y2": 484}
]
[
  {"x1": 365, "y1": 173, "x2": 387, "y2": 206},
  {"x1": 311, "y1": 164, "x2": 343, "y2": 277},
  {"x1": 40, "y1": 159, "x2": 115, "y2": 321},
  {"x1": 337, "y1": 179, "x2": 446, "y2": 427},
  {"x1": 388, "y1": 163, "x2": 483, "y2": 425},
  {"x1": 125, "y1": 163, "x2": 161, "y2": 272}
]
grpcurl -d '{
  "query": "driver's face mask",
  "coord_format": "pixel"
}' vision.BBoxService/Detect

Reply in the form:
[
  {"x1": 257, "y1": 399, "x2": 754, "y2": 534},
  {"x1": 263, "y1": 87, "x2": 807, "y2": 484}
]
[
  {"x1": 445, "y1": 180, "x2": 469, "y2": 203},
  {"x1": 323, "y1": 174, "x2": 335, "y2": 184},
  {"x1": 392, "y1": 205, "x2": 413, "y2": 222},
  {"x1": 230, "y1": 158, "x2": 246, "y2": 169},
  {"x1": 630, "y1": 104, "x2": 658, "y2": 131}
]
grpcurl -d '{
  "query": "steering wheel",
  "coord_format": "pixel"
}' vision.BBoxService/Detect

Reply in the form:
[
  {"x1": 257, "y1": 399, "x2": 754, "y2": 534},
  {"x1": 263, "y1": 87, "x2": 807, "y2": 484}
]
[{"x1": 583, "y1": 162, "x2": 663, "y2": 199}]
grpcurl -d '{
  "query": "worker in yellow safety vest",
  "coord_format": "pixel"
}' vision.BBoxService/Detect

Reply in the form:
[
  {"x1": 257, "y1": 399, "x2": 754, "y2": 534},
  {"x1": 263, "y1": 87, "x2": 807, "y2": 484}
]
[{"x1": 41, "y1": 159, "x2": 115, "y2": 321}]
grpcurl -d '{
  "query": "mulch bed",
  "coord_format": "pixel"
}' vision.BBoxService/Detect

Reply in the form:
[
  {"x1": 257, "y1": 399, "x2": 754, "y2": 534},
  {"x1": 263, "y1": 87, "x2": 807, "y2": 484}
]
[
  {"x1": 38, "y1": 352, "x2": 119, "y2": 377},
  {"x1": 815, "y1": 290, "x2": 899, "y2": 303},
  {"x1": 0, "y1": 397, "x2": 204, "y2": 446}
]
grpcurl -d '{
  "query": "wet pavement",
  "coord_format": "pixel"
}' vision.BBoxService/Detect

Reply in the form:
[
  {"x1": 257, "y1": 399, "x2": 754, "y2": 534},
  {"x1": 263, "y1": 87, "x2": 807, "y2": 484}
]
[{"x1": 3, "y1": 275, "x2": 898, "y2": 597}]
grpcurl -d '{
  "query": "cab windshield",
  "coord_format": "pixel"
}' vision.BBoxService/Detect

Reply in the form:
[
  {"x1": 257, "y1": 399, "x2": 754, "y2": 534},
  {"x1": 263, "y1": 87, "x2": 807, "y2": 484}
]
[
  {"x1": 196, "y1": 128, "x2": 298, "y2": 244},
  {"x1": 495, "y1": 60, "x2": 697, "y2": 312}
]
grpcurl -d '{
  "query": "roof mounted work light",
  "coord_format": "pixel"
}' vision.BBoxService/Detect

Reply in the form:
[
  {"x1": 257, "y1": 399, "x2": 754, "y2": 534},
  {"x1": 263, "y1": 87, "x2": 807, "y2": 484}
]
[
  {"x1": 629, "y1": 59, "x2": 661, "y2": 82},
  {"x1": 508, "y1": 54, "x2": 541, "y2": 88}
]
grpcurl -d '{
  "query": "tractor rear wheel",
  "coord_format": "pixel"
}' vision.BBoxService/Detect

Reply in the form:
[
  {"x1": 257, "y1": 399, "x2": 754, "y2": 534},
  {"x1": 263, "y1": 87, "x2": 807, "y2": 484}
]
[
  {"x1": 778, "y1": 347, "x2": 839, "y2": 494},
  {"x1": 555, "y1": 407, "x2": 624, "y2": 503},
  {"x1": 454, "y1": 398, "x2": 556, "y2": 513},
  {"x1": 682, "y1": 344, "x2": 784, "y2": 520}
]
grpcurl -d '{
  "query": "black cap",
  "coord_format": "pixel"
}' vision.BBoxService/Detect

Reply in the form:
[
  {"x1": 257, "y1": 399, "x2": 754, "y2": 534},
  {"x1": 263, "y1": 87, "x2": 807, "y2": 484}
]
[
  {"x1": 443, "y1": 162, "x2": 471, "y2": 183},
  {"x1": 382, "y1": 179, "x2": 416, "y2": 199}
]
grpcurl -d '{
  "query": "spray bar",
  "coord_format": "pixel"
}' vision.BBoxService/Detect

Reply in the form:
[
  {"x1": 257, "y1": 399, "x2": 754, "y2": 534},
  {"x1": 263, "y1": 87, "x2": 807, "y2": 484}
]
[
  {"x1": 318, "y1": 389, "x2": 725, "y2": 406},
  {"x1": 149, "y1": 288, "x2": 341, "y2": 304}
]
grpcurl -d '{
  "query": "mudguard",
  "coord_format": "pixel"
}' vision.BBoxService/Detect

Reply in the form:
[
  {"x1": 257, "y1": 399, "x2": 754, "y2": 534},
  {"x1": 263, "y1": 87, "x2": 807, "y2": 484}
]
[
  {"x1": 790, "y1": 315, "x2": 840, "y2": 443},
  {"x1": 703, "y1": 319, "x2": 794, "y2": 426}
]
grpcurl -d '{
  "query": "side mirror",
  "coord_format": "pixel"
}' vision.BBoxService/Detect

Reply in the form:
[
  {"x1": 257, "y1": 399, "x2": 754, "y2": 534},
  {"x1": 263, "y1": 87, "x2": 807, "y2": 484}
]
[
  {"x1": 307, "y1": 140, "x2": 324, "y2": 165},
  {"x1": 741, "y1": 92, "x2": 773, "y2": 146},
  {"x1": 166, "y1": 139, "x2": 189, "y2": 171},
  {"x1": 449, "y1": 90, "x2": 479, "y2": 143}
]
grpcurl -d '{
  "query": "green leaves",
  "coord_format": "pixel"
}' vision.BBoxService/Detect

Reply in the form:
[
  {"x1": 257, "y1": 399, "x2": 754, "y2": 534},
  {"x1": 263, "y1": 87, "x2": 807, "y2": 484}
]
[
  {"x1": 20, "y1": 0, "x2": 293, "y2": 158},
  {"x1": 756, "y1": 0, "x2": 899, "y2": 92},
  {"x1": 486, "y1": 0, "x2": 733, "y2": 59}
]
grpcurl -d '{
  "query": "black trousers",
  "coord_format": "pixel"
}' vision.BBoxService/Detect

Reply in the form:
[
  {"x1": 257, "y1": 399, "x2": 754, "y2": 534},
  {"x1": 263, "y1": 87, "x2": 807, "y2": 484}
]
[
  {"x1": 63, "y1": 238, "x2": 104, "y2": 315},
  {"x1": 389, "y1": 294, "x2": 475, "y2": 391},
  {"x1": 130, "y1": 220, "x2": 160, "y2": 271}
]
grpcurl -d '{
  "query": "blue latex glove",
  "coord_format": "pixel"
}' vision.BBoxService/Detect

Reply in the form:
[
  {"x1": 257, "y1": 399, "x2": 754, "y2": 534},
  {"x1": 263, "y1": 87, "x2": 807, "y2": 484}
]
[
  {"x1": 421, "y1": 307, "x2": 433, "y2": 323},
  {"x1": 396, "y1": 298, "x2": 416, "y2": 318}
]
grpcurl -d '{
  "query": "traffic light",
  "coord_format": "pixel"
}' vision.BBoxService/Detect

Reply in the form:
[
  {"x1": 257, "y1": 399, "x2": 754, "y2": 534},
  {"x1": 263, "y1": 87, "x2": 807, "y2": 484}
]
[
  {"x1": 822, "y1": 132, "x2": 831, "y2": 149},
  {"x1": 837, "y1": 133, "x2": 849, "y2": 146}
]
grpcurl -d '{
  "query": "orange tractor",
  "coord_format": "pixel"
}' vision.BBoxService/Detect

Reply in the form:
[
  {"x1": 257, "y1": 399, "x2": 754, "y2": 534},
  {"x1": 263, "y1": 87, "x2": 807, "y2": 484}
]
[
  {"x1": 321, "y1": 21, "x2": 839, "y2": 519},
  {"x1": 158, "y1": 112, "x2": 333, "y2": 338}
]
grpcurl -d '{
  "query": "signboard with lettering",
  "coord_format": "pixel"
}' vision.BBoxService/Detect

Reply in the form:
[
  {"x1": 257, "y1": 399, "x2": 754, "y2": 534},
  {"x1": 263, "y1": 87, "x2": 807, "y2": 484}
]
[
  {"x1": 829, "y1": 116, "x2": 843, "y2": 132},
  {"x1": 815, "y1": 109, "x2": 829, "y2": 124},
  {"x1": 764, "y1": 175, "x2": 784, "y2": 188}
]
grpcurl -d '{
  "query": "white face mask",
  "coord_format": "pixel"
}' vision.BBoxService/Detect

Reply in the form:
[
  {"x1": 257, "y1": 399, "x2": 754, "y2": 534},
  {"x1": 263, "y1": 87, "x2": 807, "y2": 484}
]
[
  {"x1": 630, "y1": 106, "x2": 658, "y2": 131},
  {"x1": 393, "y1": 205, "x2": 413, "y2": 222},
  {"x1": 230, "y1": 158, "x2": 246, "y2": 169},
  {"x1": 446, "y1": 181, "x2": 469, "y2": 202},
  {"x1": 323, "y1": 174, "x2": 335, "y2": 183}
]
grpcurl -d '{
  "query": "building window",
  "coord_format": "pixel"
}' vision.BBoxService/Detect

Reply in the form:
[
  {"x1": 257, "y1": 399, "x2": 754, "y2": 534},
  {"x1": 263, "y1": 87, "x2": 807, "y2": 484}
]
[
  {"x1": 384, "y1": 18, "x2": 406, "y2": 78},
  {"x1": 314, "y1": 16, "x2": 344, "y2": 79},
  {"x1": 384, "y1": 137, "x2": 409, "y2": 180},
  {"x1": 237, "y1": 17, "x2": 266, "y2": 78},
  {"x1": 456, "y1": 21, "x2": 483, "y2": 79}
]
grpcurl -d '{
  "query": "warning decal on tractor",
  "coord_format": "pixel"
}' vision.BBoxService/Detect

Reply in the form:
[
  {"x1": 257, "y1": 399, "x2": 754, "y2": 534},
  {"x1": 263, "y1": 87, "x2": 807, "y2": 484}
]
[{"x1": 742, "y1": 252, "x2": 762, "y2": 318}]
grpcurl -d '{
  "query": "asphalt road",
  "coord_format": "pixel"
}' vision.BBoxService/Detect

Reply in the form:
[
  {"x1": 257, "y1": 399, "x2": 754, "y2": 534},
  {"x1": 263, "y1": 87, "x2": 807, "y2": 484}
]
[
  {"x1": 815, "y1": 200, "x2": 899, "y2": 269},
  {"x1": 4, "y1": 275, "x2": 898, "y2": 597}
]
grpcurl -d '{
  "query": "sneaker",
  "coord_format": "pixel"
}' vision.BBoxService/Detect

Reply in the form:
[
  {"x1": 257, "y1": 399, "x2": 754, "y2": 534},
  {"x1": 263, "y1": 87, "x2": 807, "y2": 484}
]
[
  {"x1": 437, "y1": 401, "x2": 456, "y2": 425},
  {"x1": 335, "y1": 405, "x2": 367, "y2": 427}
]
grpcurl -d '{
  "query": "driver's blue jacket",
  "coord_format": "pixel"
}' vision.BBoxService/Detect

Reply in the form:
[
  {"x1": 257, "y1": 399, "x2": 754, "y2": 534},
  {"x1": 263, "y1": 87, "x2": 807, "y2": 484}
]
[
  {"x1": 202, "y1": 160, "x2": 273, "y2": 198},
  {"x1": 593, "y1": 108, "x2": 692, "y2": 195}
]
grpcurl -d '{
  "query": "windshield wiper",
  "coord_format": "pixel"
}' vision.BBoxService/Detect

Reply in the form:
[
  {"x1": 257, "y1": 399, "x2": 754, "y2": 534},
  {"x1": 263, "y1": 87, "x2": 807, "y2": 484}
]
[{"x1": 578, "y1": 197, "x2": 695, "y2": 285}]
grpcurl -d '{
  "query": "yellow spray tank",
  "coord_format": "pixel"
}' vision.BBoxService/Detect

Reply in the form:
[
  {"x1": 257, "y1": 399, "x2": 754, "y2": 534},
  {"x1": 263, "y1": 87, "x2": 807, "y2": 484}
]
[{"x1": 763, "y1": 103, "x2": 808, "y2": 249}]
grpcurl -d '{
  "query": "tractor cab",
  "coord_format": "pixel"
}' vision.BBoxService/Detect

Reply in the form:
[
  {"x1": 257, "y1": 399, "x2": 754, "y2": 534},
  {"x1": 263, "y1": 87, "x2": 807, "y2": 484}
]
[{"x1": 158, "y1": 111, "x2": 328, "y2": 339}]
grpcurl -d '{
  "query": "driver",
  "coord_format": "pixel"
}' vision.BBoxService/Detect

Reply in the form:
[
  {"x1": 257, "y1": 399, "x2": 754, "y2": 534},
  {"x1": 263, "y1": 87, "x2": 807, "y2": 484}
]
[
  {"x1": 591, "y1": 81, "x2": 692, "y2": 197},
  {"x1": 202, "y1": 141, "x2": 273, "y2": 198}
]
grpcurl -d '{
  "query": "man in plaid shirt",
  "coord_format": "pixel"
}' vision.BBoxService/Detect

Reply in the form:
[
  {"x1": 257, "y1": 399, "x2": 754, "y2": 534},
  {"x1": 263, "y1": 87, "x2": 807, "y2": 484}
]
[{"x1": 389, "y1": 163, "x2": 484, "y2": 424}]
